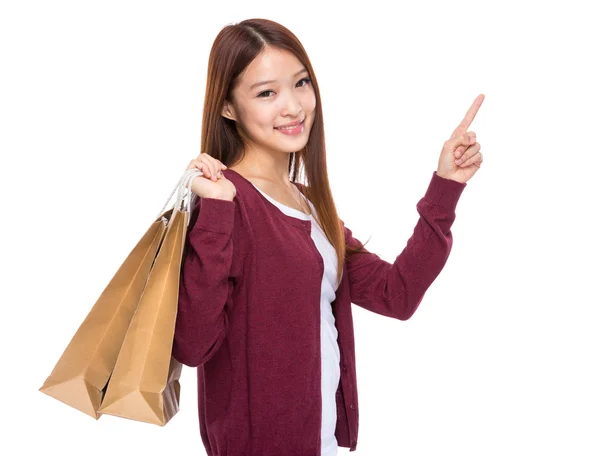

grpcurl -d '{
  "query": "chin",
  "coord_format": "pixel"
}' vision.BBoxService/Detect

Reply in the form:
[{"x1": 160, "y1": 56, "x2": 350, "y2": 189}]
[
  {"x1": 278, "y1": 136, "x2": 310, "y2": 152},
  {"x1": 266, "y1": 135, "x2": 309, "y2": 153}
]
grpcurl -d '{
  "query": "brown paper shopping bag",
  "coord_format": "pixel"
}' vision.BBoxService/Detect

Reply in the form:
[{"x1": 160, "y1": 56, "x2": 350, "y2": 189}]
[
  {"x1": 97, "y1": 169, "x2": 202, "y2": 426},
  {"x1": 38, "y1": 211, "x2": 170, "y2": 419},
  {"x1": 40, "y1": 168, "x2": 202, "y2": 423}
]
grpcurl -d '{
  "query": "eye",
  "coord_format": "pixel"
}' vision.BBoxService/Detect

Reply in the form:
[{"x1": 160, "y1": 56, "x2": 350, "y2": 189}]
[
  {"x1": 257, "y1": 90, "x2": 274, "y2": 98},
  {"x1": 297, "y1": 77, "x2": 312, "y2": 88},
  {"x1": 257, "y1": 77, "x2": 312, "y2": 98}
]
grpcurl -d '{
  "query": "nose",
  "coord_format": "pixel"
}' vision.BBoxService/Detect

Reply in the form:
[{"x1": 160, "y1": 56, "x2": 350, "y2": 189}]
[{"x1": 281, "y1": 94, "x2": 302, "y2": 117}]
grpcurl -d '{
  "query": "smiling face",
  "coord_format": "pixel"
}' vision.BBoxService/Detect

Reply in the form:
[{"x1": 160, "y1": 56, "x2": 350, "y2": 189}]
[{"x1": 222, "y1": 46, "x2": 317, "y2": 157}]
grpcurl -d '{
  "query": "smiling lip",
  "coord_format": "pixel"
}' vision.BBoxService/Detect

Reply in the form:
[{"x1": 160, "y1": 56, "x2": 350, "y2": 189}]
[
  {"x1": 275, "y1": 118, "x2": 305, "y2": 136},
  {"x1": 275, "y1": 118, "x2": 304, "y2": 129}
]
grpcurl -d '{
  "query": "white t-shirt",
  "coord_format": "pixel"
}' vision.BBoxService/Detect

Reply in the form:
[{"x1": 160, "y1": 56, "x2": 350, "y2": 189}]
[{"x1": 251, "y1": 183, "x2": 341, "y2": 456}]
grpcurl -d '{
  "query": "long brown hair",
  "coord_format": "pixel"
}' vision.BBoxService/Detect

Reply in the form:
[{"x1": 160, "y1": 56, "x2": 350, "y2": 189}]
[{"x1": 200, "y1": 18, "x2": 370, "y2": 285}]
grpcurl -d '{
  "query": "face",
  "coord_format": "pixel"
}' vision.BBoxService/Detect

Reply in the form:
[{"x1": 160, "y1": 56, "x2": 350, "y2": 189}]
[{"x1": 222, "y1": 47, "x2": 317, "y2": 156}]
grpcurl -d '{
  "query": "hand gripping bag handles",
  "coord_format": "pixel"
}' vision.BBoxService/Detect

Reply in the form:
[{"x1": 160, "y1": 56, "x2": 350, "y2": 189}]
[{"x1": 39, "y1": 168, "x2": 204, "y2": 425}]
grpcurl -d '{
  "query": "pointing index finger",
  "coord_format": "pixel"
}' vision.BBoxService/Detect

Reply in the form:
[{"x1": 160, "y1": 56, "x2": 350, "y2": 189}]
[{"x1": 452, "y1": 94, "x2": 485, "y2": 138}]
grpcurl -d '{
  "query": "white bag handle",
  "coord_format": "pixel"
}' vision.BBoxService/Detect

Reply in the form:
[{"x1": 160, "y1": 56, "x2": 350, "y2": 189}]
[{"x1": 156, "y1": 168, "x2": 204, "y2": 226}]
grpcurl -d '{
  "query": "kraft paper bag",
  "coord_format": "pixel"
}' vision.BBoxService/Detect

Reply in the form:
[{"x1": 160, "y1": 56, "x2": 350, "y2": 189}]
[
  {"x1": 40, "y1": 168, "x2": 202, "y2": 423},
  {"x1": 39, "y1": 211, "x2": 170, "y2": 419},
  {"x1": 97, "y1": 169, "x2": 201, "y2": 426}
]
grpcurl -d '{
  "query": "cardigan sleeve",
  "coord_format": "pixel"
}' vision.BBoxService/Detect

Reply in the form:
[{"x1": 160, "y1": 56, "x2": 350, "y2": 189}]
[
  {"x1": 343, "y1": 171, "x2": 467, "y2": 320},
  {"x1": 172, "y1": 195, "x2": 238, "y2": 367}
]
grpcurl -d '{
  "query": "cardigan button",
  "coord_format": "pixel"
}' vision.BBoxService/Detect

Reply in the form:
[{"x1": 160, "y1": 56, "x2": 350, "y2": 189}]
[
  {"x1": 349, "y1": 403, "x2": 356, "y2": 410},
  {"x1": 342, "y1": 364, "x2": 348, "y2": 372}
]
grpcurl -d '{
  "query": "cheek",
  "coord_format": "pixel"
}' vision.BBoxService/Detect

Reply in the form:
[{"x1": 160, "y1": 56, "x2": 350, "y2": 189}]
[
  {"x1": 303, "y1": 93, "x2": 317, "y2": 117},
  {"x1": 242, "y1": 106, "x2": 275, "y2": 132},
  {"x1": 256, "y1": 107, "x2": 279, "y2": 128},
  {"x1": 304, "y1": 94, "x2": 317, "y2": 122}
]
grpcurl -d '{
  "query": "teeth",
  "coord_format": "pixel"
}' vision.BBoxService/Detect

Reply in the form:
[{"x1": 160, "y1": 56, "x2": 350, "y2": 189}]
[{"x1": 277, "y1": 121, "x2": 302, "y2": 130}]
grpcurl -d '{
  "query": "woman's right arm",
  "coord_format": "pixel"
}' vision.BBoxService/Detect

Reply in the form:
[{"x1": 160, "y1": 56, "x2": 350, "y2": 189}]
[{"x1": 172, "y1": 195, "x2": 237, "y2": 368}]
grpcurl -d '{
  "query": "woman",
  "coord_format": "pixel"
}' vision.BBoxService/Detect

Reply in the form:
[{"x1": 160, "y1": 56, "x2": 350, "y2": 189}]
[{"x1": 173, "y1": 18, "x2": 484, "y2": 456}]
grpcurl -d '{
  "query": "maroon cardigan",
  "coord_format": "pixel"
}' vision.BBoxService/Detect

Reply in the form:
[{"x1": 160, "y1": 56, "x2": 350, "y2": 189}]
[{"x1": 172, "y1": 169, "x2": 467, "y2": 455}]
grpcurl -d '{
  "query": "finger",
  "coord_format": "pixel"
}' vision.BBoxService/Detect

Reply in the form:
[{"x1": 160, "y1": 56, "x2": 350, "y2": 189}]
[
  {"x1": 460, "y1": 150, "x2": 482, "y2": 168},
  {"x1": 457, "y1": 142, "x2": 481, "y2": 164},
  {"x1": 455, "y1": 132, "x2": 476, "y2": 158},
  {"x1": 187, "y1": 159, "x2": 204, "y2": 172},
  {"x1": 451, "y1": 94, "x2": 485, "y2": 138},
  {"x1": 446, "y1": 133, "x2": 475, "y2": 153},
  {"x1": 194, "y1": 160, "x2": 214, "y2": 179},
  {"x1": 190, "y1": 156, "x2": 222, "y2": 180},
  {"x1": 204, "y1": 156, "x2": 225, "y2": 180},
  {"x1": 452, "y1": 95, "x2": 484, "y2": 137},
  {"x1": 193, "y1": 160, "x2": 206, "y2": 175},
  {"x1": 455, "y1": 146, "x2": 470, "y2": 165},
  {"x1": 458, "y1": 147, "x2": 482, "y2": 167},
  {"x1": 201, "y1": 159, "x2": 218, "y2": 181},
  {"x1": 209, "y1": 161, "x2": 225, "y2": 179},
  {"x1": 213, "y1": 160, "x2": 227, "y2": 177}
]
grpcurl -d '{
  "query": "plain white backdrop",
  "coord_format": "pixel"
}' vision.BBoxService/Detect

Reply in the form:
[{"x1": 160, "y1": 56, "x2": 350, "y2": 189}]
[{"x1": 2, "y1": 0, "x2": 599, "y2": 455}]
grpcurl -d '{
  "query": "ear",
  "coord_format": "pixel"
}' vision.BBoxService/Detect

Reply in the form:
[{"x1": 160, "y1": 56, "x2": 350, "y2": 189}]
[{"x1": 222, "y1": 102, "x2": 237, "y2": 122}]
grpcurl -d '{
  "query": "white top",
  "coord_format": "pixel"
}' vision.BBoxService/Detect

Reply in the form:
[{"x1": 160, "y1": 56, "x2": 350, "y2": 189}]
[{"x1": 251, "y1": 183, "x2": 341, "y2": 456}]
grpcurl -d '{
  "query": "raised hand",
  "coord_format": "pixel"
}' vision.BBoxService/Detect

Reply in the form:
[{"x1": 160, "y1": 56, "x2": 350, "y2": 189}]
[{"x1": 436, "y1": 94, "x2": 485, "y2": 184}]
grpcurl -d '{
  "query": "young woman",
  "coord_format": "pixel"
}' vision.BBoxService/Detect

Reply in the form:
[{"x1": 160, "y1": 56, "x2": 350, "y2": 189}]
[{"x1": 172, "y1": 18, "x2": 484, "y2": 456}]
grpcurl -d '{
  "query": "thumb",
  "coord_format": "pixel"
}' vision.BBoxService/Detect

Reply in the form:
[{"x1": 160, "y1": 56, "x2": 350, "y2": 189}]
[{"x1": 445, "y1": 133, "x2": 475, "y2": 152}]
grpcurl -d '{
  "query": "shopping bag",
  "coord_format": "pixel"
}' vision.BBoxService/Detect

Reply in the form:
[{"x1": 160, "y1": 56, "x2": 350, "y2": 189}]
[
  {"x1": 97, "y1": 168, "x2": 202, "y2": 426},
  {"x1": 39, "y1": 168, "x2": 202, "y2": 422},
  {"x1": 38, "y1": 211, "x2": 170, "y2": 419}
]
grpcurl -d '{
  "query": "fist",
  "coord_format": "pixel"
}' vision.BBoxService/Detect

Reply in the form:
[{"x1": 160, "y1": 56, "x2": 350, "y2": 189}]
[{"x1": 186, "y1": 153, "x2": 236, "y2": 200}]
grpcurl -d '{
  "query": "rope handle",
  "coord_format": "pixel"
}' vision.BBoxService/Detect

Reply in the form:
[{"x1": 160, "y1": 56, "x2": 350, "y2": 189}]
[{"x1": 156, "y1": 168, "x2": 204, "y2": 226}]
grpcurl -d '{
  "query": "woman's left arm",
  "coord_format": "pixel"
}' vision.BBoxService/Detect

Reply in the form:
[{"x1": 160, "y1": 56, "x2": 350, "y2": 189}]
[
  {"x1": 344, "y1": 94, "x2": 485, "y2": 319},
  {"x1": 342, "y1": 170, "x2": 467, "y2": 320}
]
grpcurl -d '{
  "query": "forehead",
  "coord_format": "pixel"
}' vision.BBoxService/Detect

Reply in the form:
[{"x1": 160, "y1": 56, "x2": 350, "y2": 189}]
[{"x1": 239, "y1": 47, "x2": 305, "y2": 89}]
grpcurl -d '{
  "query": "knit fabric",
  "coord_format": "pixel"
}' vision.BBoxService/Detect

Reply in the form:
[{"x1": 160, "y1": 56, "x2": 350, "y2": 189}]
[{"x1": 172, "y1": 169, "x2": 467, "y2": 455}]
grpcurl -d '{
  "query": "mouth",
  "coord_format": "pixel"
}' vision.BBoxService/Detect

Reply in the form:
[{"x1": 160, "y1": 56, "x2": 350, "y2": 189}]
[
  {"x1": 274, "y1": 118, "x2": 305, "y2": 136},
  {"x1": 275, "y1": 118, "x2": 305, "y2": 130}
]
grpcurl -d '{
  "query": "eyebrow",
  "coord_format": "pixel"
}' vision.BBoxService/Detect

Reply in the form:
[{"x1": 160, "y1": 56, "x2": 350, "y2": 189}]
[{"x1": 250, "y1": 68, "x2": 309, "y2": 90}]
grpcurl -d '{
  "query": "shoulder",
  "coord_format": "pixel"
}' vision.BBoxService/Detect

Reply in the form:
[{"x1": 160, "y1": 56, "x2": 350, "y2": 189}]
[{"x1": 221, "y1": 168, "x2": 260, "y2": 209}]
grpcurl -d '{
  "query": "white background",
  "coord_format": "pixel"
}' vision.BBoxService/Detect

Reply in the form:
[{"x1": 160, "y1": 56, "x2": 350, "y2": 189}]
[{"x1": 2, "y1": 0, "x2": 599, "y2": 455}]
